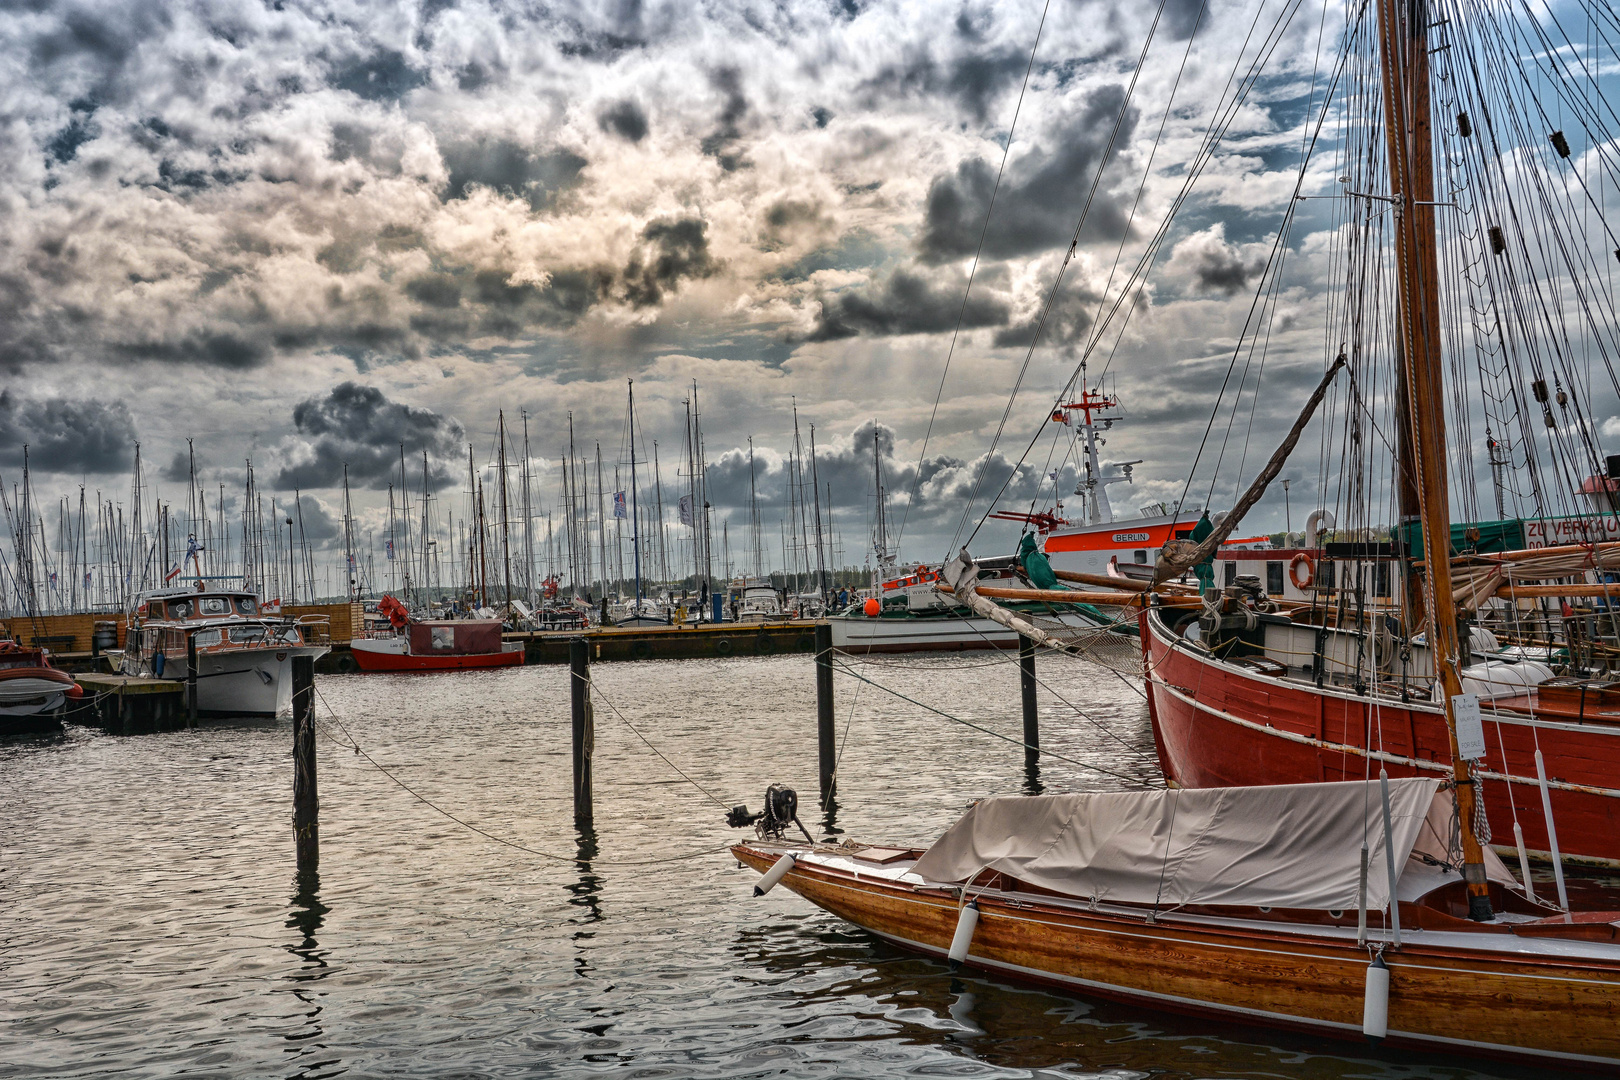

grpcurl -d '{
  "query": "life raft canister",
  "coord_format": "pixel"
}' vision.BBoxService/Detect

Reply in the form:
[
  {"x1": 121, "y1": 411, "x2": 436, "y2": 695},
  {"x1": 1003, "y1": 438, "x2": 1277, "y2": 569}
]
[{"x1": 1289, "y1": 552, "x2": 1316, "y2": 590}]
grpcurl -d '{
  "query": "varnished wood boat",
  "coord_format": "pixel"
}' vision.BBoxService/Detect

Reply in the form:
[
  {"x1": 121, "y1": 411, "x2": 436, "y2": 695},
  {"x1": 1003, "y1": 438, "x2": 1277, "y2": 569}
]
[{"x1": 731, "y1": 780, "x2": 1620, "y2": 1070}]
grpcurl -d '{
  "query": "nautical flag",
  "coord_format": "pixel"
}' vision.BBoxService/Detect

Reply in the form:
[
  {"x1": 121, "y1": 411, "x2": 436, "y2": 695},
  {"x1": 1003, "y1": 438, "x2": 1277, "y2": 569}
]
[
  {"x1": 613, "y1": 491, "x2": 627, "y2": 519},
  {"x1": 84, "y1": 572, "x2": 92, "y2": 589},
  {"x1": 386, "y1": 538, "x2": 395, "y2": 560},
  {"x1": 49, "y1": 571, "x2": 58, "y2": 589},
  {"x1": 164, "y1": 564, "x2": 182, "y2": 583},
  {"x1": 678, "y1": 494, "x2": 693, "y2": 526}
]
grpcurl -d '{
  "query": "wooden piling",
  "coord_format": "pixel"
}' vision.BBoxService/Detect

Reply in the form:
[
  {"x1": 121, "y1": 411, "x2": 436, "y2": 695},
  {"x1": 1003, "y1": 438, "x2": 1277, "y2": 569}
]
[
  {"x1": 185, "y1": 632, "x2": 199, "y2": 727},
  {"x1": 1019, "y1": 635, "x2": 1039, "y2": 767},
  {"x1": 570, "y1": 637, "x2": 593, "y2": 828},
  {"x1": 816, "y1": 622, "x2": 836, "y2": 808},
  {"x1": 292, "y1": 655, "x2": 318, "y2": 873}
]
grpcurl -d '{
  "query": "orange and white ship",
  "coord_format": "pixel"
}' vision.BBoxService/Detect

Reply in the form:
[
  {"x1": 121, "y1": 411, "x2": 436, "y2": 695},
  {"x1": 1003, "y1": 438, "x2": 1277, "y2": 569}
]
[{"x1": 994, "y1": 386, "x2": 1275, "y2": 580}]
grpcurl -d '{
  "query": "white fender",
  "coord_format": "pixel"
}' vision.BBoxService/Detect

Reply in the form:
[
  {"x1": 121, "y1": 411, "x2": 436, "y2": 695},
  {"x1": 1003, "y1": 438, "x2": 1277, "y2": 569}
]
[
  {"x1": 947, "y1": 901, "x2": 980, "y2": 970},
  {"x1": 1362, "y1": 953, "x2": 1389, "y2": 1041},
  {"x1": 754, "y1": 853, "x2": 796, "y2": 897}
]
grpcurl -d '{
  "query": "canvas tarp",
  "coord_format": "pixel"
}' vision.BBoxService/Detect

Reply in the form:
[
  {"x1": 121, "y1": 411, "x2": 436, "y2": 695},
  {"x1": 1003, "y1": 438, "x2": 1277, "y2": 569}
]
[{"x1": 910, "y1": 778, "x2": 1447, "y2": 912}]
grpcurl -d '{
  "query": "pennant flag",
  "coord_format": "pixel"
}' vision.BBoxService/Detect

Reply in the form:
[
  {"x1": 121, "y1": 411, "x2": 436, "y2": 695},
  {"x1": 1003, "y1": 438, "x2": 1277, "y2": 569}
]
[
  {"x1": 49, "y1": 571, "x2": 58, "y2": 589},
  {"x1": 386, "y1": 538, "x2": 395, "y2": 560},
  {"x1": 84, "y1": 571, "x2": 92, "y2": 589},
  {"x1": 613, "y1": 491, "x2": 627, "y2": 519},
  {"x1": 164, "y1": 564, "x2": 182, "y2": 583},
  {"x1": 677, "y1": 493, "x2": 693, "y2": 526}
]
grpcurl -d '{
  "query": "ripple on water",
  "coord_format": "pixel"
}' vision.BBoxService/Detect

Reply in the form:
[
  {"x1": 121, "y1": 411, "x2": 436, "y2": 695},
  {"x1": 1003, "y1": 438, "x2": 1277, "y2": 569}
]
[{"x1": 0, "y1": 654, "x2": 1549, "y2": 1078}]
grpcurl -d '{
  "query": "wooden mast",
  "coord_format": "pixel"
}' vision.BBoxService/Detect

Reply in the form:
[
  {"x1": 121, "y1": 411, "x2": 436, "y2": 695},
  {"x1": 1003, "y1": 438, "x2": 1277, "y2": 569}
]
[{"x1": 1376, "y1": 0, "x2": 1493, "y2": 919}]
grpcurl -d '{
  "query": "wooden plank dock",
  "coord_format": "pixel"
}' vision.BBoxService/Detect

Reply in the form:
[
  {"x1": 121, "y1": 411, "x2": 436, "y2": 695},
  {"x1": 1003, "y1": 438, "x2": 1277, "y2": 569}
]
[
  {"x1": 316, "y1": 620, "x2": 822, "y2": 673},
  {"x1": 72, "y1": 673, "x2": 187, "y2": 734}
]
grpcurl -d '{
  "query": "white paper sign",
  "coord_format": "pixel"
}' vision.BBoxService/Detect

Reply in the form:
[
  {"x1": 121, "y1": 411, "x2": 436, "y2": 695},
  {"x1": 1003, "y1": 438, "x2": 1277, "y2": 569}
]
[{"x1": 1452, "y1": 694, "x2": 1486, "y2": 760}]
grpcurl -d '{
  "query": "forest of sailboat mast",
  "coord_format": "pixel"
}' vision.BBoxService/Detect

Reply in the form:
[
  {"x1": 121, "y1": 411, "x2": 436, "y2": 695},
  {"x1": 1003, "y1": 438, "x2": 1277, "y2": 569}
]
[{"x1": 0, "y1": 382, "x2": 874, "y2": 617}]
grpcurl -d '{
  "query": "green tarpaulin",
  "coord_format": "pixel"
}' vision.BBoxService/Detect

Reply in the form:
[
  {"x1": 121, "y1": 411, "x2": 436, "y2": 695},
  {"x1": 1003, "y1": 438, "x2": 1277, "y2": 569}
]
[{"x1": 1396, "y1": 518, "x2": 1525, "y2": 558}]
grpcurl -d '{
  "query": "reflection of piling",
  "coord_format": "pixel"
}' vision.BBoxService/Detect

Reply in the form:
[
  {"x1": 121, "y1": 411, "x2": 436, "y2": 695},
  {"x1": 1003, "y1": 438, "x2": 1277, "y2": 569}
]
[
  {"x1": 570, "y1": 637, "x2": 594, "y2": 828},
  {"x1": 816, "y1": 622, "x2": 836, "y2": 808},
  {"x1": 185, "y1": 633, "x2": 199, "y2": 726},
  {"x1": 292, "y1": 655, "x2": 318, "y2": 873},
  {"x1": 1019, "y1": 635, "x2": 1039, "y2": 768}
]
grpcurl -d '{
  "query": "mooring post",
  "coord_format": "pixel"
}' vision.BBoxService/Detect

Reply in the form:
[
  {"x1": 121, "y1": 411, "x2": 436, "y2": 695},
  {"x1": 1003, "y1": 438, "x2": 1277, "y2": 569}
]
[
  {"x1": 292, "y1": 655, "x2": 318, "y2": 873},
  {"x1": 1019, "y1": 635, "x2": 1039, "y2": 767},
  {"x1": 185, "y1": 632, "x2": 199, "y2": 727},
  {"x1": 816, "y1": 622, "x2": 836, "y2": 808},
  {"x1": 570, "y1": 636, "x2": 594, "y2": 828}
]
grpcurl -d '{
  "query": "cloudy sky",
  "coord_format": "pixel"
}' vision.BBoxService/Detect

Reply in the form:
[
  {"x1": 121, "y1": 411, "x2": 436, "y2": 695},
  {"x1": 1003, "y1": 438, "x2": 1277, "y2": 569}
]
[{"x1": 3, "y1": 0, "x2": 1613, "y2": 580}]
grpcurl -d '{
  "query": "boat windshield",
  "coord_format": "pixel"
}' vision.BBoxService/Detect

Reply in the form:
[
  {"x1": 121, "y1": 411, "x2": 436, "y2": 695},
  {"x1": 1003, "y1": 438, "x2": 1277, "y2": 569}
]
[
  {"x1": 235, "y1": 596, "x2": 258, "y2": 615},
  {"x1": 228, "y1": 626, "x2": 269, "y2": 645},
  {"x1": 196, "y1": 596, "x2": 232, "y2": 617}
]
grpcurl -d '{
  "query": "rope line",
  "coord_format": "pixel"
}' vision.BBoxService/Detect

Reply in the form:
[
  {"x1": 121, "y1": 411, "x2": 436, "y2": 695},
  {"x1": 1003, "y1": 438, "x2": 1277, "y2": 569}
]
[
  {"x1": 830, "y1": 658, "x2": 1159, "y2": 787},
  {"x1": 308, "y1": 684, "x2": 733, "y2": 867}
]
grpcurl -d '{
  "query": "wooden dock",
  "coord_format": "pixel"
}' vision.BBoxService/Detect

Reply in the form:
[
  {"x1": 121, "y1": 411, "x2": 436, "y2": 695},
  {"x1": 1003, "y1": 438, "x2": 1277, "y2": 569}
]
[
  {"x1": 316, "y1": 620, "x2": 822, "y2": 673},
  {"x1": 72, "y1": 673, "x2": 187, "y2": 733},
  {"x1": 516, "y1": 620, "x2": 822, "y2": 664}
]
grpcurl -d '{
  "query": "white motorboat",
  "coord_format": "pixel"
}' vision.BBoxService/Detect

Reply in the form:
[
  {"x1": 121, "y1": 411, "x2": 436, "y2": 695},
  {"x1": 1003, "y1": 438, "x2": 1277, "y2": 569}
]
[{"x1": 121, "y1": 587, "x2": 330, "y2": 717}]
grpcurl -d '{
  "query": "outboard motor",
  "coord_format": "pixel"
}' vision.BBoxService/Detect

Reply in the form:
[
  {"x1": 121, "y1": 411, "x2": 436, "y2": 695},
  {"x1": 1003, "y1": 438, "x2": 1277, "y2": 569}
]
[{"x1": 726, "y1": 784, "x2": 815, "y2": 844}]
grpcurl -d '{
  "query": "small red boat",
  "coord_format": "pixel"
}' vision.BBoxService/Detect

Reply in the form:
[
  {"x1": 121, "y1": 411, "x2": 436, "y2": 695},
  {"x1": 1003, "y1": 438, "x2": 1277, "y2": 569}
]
[
  {"x1": 0, "y1": 639, "x2": 83, "y2": 719},
  {"x1": 347, "y1": 596, "x2": 524, "y2": 673}
]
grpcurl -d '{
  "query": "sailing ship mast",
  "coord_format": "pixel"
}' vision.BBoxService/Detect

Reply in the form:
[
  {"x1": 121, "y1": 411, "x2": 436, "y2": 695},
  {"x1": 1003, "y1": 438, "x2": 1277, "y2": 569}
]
[
  {"x1": 627, "y1": 379, "x2": 643, "y2": 606},
  {"x1": 1378, "y1": 0, "x2": 1492, "y2": 920}
]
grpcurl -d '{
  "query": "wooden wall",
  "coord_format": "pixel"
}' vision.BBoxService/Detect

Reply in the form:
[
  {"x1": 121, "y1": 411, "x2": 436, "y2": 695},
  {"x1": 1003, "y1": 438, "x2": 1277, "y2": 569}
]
[{"x1": 1, "y1": 601, "x2": 365, "y2": 652}]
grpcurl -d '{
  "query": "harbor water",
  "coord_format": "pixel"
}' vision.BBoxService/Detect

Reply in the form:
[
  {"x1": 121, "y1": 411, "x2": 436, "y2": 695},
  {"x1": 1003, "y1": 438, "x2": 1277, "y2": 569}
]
[{"x1": 2, "y1": 654, "x2": 1549, "y2": 1078}]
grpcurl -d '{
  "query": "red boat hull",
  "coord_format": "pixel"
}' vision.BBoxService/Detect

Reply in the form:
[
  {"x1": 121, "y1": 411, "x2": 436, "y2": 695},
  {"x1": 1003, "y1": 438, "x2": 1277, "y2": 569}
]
[
  {"x1": 1142, "y1": 610, "x2": 1620, "y2": 867},
  {"x1": 349, "y1": 646, "x2": 524, "y2": 673}
]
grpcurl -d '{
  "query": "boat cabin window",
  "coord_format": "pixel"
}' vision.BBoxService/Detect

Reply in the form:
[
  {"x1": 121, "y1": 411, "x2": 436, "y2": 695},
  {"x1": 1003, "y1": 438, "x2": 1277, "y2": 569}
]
[
  {"x1": 1318, "y1": 561, "x2": 1337, "y2": 589},
  {"x1": 1174, "y1": 529, "x2": 1191, "y2": 540},
  {"x1": 234, "y1": 596, "x2": 258, "y2": 615},
  {"x1": 1134, "y1": 549, "x2": 1147, "y2": 563},
  {"x1": 192, "y1": 629, "x2": 223, "y2": 648},
  {"x1": 197, "y1": 596, "x2": 232, "y2": 617},
  {"x1": 1373, "y1": 561, "x2": 1391, "y2": 598},
  {"x1": 1223, "y1": 561, "x2": 1238, "y2": 586},
  {"x1": 1266, "y1": 561, "x2": 1285, "y2": 595},
  {"x1": 165, "y1": 600, "x2": 191, "y2": 620},
  {"x1": 229, "y1": 626, "x2": 268, "y2": 644}
]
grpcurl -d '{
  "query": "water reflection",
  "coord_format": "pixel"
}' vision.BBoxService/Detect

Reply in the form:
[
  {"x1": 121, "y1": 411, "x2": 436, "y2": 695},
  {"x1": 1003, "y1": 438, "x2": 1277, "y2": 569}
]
[
  {"x1": 568, "y1": 828, "x2": 603, "y2": 983},
  {"x1": 280, "y1": 869, "x2": 339, "y2": 1079},
  {"x1": 1022, "y1": 758, "x2": 1044, "y2": 797}
]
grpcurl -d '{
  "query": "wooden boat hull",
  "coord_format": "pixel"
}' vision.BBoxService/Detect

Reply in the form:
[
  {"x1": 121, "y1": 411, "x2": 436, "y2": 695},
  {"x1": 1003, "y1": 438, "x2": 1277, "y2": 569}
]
[
  {"x1": 735, "y1": 844, "x2": 1620, "y2": 1068},
  {"x1": 1141, "y1": 609, "x2": 1620, "y2": 867}
]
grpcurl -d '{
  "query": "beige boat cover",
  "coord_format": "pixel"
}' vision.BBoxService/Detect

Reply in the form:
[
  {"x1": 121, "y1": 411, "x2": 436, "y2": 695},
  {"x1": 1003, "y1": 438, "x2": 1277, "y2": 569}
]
[{"x1": 911, "y1": 778, "x2": 1471, "y2": 911}]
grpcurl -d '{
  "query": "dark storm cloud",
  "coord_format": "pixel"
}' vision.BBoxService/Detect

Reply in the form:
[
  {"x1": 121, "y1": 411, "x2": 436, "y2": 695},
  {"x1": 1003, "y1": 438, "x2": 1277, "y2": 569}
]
[
  {"x1": 288, "y1": 493, "x2": 340, "y2": 544},
  {"x1": 441, "y1": 140, "x2": 588, "y2": 212},
  {"x1": 919, "y1": 84, "x2": 1137, "y2": 262},
  {"x1": 622, "y1": 217, "x2": 720, "y2": 307},
  {"x1": 1189, "y1": 244, "x2": 1265, "y2": 295},
  {"x1": 808, "y1": 266, "x2": 1009, "y2": 340},
  {"x1": 860, "y1": 14, "x2": 1028, "y2": 127},
  {"x1": 0, "y1": 392, "x2": 135, "y2": 474},
  {"x1": 700, "y1": 66, "x2": 750, "y2": 172},
  {"x1": 275, "y1": 383, "x2": 465, "y2": 491},
  {"x1": 115, "y1": 330, "x2": 271, "y2": 368},
  {"x1": 1170, "y1": 224, "x2": 1269, "y2": 296},
  {"x1": 993, "y1": 283, "x2": 1104, "y2": 348},
  {"x1": 597, "y1": 98, "x2": 648, "y2": 142}
]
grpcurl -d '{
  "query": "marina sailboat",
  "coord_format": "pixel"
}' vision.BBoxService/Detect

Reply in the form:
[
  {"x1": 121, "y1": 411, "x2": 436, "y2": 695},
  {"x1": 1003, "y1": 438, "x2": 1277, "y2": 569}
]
[{"x1": 729, "y1": 0, "x2": 1620, "y2": 1062}]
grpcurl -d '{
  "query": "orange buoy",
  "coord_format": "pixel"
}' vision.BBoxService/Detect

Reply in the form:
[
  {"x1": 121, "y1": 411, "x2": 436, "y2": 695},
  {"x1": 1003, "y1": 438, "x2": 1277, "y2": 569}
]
[
  {"x1": 1289, "y1": 552, "x2": 1315, "y2": 590},
  {"x1": 863, "y1": 597, "x2": 880, "y2": 616}
]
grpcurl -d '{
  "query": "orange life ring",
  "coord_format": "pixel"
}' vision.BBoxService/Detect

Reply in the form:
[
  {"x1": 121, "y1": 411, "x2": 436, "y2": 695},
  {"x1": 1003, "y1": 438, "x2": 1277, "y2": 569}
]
[{"x1": 1289, "y1": 552, "x2": 1316, "y2": 590}]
